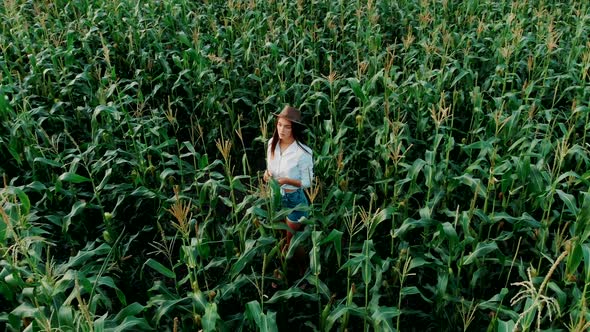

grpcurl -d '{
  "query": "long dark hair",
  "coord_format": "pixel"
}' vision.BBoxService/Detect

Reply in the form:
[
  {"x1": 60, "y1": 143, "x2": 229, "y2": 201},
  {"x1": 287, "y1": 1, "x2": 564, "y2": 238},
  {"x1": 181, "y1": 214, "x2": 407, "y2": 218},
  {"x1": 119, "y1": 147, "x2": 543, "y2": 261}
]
[{"x1": 270, "y1": 120, "x2": 310, "y2": 158}]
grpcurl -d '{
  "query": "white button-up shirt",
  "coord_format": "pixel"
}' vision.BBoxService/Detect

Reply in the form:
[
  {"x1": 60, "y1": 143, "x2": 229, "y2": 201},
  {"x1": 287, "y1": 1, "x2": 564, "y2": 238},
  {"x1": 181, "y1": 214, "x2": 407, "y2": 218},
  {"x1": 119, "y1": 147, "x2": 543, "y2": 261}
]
[{"x1": 267, "y1": 137, "x2": 313, "y2": 191}]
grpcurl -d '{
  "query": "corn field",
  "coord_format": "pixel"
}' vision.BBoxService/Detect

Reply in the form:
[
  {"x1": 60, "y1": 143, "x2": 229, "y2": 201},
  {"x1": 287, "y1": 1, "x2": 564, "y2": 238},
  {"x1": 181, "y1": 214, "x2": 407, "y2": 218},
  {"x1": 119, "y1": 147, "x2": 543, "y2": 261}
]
[{"x1": 1, "y1": 0, "x2": 590, "y2": 331}]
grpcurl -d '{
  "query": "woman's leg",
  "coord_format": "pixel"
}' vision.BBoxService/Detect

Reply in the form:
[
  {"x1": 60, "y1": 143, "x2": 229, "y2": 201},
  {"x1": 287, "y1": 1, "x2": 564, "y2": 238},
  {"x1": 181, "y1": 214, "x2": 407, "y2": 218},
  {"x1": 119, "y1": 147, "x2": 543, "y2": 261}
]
[
  {"x1": 281, "y1": 190, "x2": 309, "y2": 275},
  {"x1": 286, "y1": 219, "x2": 308, "y2": 276},
  {"x1": 285, "y1": 218, "x2": 301, "y2": 249}
]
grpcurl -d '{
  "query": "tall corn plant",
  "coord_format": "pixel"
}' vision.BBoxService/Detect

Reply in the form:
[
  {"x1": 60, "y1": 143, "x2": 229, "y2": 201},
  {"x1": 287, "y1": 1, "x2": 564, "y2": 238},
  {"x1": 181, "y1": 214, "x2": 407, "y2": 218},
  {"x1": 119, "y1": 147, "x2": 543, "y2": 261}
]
[{"x1": 0, "y1": 186, "x2": 150, "y2": 331}]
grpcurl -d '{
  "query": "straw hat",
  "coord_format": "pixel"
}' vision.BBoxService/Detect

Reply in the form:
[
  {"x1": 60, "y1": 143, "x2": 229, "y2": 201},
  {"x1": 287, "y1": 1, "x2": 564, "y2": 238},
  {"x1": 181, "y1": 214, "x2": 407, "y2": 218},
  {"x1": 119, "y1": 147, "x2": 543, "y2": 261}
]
[{"x1": 274, "y1": 106, "x2": 304, "y2": 125}]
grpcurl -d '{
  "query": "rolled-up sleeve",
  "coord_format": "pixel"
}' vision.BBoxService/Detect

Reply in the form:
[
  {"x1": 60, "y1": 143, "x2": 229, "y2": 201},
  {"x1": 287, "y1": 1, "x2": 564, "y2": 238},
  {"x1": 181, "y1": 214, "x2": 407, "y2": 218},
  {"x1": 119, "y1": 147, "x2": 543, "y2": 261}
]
[{"x1": 299, "y1": 150, "x2": 313, "y2": 188}]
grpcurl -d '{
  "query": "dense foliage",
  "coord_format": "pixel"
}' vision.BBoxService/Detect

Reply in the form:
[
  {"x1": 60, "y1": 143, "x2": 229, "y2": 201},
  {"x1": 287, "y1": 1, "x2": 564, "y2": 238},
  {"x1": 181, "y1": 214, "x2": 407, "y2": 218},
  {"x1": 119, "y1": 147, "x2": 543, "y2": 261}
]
[{"x1": 1, "y1": 0, "x2": 590, "y2": 330}]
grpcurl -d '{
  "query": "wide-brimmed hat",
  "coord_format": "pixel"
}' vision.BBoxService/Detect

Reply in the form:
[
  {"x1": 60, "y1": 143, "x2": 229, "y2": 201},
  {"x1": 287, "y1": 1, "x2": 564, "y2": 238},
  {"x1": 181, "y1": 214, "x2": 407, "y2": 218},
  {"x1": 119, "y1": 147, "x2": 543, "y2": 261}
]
[{"x1": 274, "y1": 106, "x2": 304, "y2": 125}]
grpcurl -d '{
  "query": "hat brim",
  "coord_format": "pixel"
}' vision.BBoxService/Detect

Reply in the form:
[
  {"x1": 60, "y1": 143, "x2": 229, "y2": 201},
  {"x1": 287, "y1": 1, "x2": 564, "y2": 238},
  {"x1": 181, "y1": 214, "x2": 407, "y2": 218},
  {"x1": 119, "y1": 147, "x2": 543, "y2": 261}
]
[{"x1": 273, "y1": 113, "x2": 304, "y2": 126}]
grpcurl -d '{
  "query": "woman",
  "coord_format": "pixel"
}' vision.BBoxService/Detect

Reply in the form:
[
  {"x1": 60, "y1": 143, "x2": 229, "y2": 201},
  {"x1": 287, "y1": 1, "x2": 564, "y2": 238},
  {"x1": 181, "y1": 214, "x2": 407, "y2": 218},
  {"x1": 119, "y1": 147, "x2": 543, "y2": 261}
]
[{"x1": 263, "y1": 105, "x2": 313, "y2": 253}]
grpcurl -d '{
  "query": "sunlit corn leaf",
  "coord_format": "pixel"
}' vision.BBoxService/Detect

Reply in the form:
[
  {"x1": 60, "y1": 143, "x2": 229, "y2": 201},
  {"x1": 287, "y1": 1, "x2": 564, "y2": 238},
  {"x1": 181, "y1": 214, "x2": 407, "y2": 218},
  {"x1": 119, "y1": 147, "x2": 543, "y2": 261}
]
[
  {"x1": 231, "y1": 175, "x2": 248, "y2": 193},
  {"x1": 181, "y1": 244, "x2": 198, "y2": 269},
  {"x1": 556, "y1": 171, "x2": 580, "y2": 185},
  {"x1": 345, "y1": 77, "x2": 367, "y2": 104},
  {"x1": 33, "y1": 157, "x2": 62, "y2": 168},
  {"x1": 401, "y1": 286, "x2": 433, "y2": 303},
  {"x1": 51, "y1": 270, "x2": 76, "y2": 299},
  {"x1": 218, "y1": 274, "x2": 250, "y2": 301},
  {"x1": 409, "y1": 256, "x2": 430, "y2": 270},
  {"x1": 24, "y1": 181, "x2": 46, "y2": 192},
  {"x1": 575, "y1": 193, "x2": 590, "y2": 243},
  {"x1": 583, "y1": 244, "x2": 590, "y2": 283},
  {"x1": 244, "y1": 300, "x2": 278, "y2": 332},
  {"x1": 60, "y1": 242, "x2": 111, "y2": 272},
  {"x1": 453, "y1": 173, "x2": 486, "y2": 198},
  {"x1": 286, "y1": 227, "x2": 310, "y2": 259},
  {"x1": 113, "y1": 302, "x2": 145, "y2": 322},
  {"x1": 57, "y1": 305, "x2": 74, "y2": 329},
  {"x1": 266, "y1": 287, "x2": 319, "y2": 304},
  {"x1": 324, "y1": 303, "x2": 366, "y2": 331},
  {"x1": 369, "y1": 258, "x2": 390, "y2": 305},
  {"x1": 565, "y1": 242, "x2": 583, "y2": 282},
  {"x1": 230, "y1": 239, "x2": 258, "y2": 278},
  {"x1": 319, "y1": 229, "x2": 343, "y2": 266},
  {"x1": 556, "y1": 189, "x2": 577, "y2": 215},
  {"x1": 7, "y1": 139, "x2": 22, "y2": 166},
  {"x1": 148, "y1": 296, "x2": 187, "y2": 327},
  {"x1": 514, "y1": 213, "x2": 541, "y2": 229},
  {"x1": 113, "y1": 316, "x2": 153, "y2": 332},
  {"x1": 0, "y1": 221, "x2": 6, "y2": 242},
  {"x1": 219, "y1": 196, "x2": 233, "y2": 208},
  {"x1": 246, "y1": 205, "x2": 268, "y2": 219},
  {"x1": 9, "y1": 187, "x2": 31, "y2": 216},
  {"x1": 62, "y1": 200, "x2": 86, "y2": 233},
  {"x1": 130, "y1": 186, "x2": 161, "y2": 199},
  {"x1": 370, "y1": 306, "x2": 400, "y2": 330},
  {"x1": 196, "y1": 237, "x2": 211, "y2": 261},
  {"x1": 304, "y1": 274, "x2": 331, "y2": 300},
  {"x1": 478, "y1": 287, "x2": 508, "y2": 306},
  {"x1": 547, "y1": 281, "x2": 567, "y2": 309},
  {"x1": 361, "y1": 240, "x2": 376, "y2": 286},
  {"x1": 461, "y1": 241, "x2": 499, "y2": 266},
  {"x1": 59, "y1": 172, "x2": 92, "y2": 184},
  {"x1": 406, "y1": 158, "x2": 427, "y2": 179},
  {"x1": 268, "y1": 178, "x2": 282, "y2": 212},
  {"x1": 527, "y1": 165, "x2": 546, "y2": 196},
  {"x1": 473, "y1": 209, "x2": 491, "y2": 225},
  {"x1": 310, "y1": 230, "x2": 321, "y2": 275},
  {"x1": 496, "y1": 319, "x2": 516, "y2": 332},
  {"x1": 187, "y1": 291, "x2": 208, "y2": 313},
  {"x1": 97, "y1": 168, "x2": 113, "y2": 192},
  {"x1": 393, "y1": 218, "x2": 433, "y2": 238},
  {"x1": 9, "y1": 302, "x2": 39, "y2": 320},
  {"x1": 144, "y1": 258, "x2": 175, "y2": 279},
  {"x1": 159, "y1": 168, "x2": 177, "y2": 183},
  {"x1": 438, "y1": 222, "x2": 459, "y2": 246},
  {"x1": 367, "y1": 207, "x2": 394, "y2": 239},
  {"x1": 95, "y1": 312, "x2": 107, "y2": 331},
  {"x1": 202, "y1": 303, "x2": 221, "y2": 332}
]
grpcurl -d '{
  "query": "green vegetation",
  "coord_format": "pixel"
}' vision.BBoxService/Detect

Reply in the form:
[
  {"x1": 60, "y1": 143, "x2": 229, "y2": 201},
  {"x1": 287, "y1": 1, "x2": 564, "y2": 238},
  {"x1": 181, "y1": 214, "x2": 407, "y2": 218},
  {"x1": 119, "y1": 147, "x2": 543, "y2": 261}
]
[{"x1": 1, "y1": 0, "x2": 589, "y2": 330}]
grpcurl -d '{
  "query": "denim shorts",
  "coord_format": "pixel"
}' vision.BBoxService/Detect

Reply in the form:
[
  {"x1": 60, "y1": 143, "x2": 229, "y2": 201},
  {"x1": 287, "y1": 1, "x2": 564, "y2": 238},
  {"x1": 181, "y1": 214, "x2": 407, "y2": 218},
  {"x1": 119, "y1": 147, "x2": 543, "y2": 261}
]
[{"x1": 281, "y1": 188, "x2": 309, "y2": 223}]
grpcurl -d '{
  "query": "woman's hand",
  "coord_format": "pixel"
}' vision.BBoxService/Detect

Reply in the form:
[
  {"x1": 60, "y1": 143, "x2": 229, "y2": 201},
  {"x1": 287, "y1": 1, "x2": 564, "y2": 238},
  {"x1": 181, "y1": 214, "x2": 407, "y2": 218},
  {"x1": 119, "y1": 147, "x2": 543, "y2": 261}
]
[
  {"x1": 277, "y1": 177, "x2": 301, "y2": 187},
  {"x1": 263, "y1": 169, "x2": 272, "y2": 182},
  {"x1": 264, "y1": 172, "x2": 301, "y2": 187}
]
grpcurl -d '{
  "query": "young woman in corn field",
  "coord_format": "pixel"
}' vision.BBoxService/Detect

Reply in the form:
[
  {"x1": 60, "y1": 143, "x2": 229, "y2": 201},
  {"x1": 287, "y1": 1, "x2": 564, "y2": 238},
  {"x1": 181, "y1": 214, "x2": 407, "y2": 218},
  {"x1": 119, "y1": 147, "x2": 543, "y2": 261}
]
[{"x1": 263, "y1": 106, "x2": 313, "y2": 271}]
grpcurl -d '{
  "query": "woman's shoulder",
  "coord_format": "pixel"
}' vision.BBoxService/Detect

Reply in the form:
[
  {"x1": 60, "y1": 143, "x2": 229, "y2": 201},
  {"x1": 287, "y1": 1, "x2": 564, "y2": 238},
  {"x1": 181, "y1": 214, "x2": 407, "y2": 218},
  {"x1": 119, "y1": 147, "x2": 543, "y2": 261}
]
[{"x1": 297, "y1": 141, "x2": 313, "y2": 155}]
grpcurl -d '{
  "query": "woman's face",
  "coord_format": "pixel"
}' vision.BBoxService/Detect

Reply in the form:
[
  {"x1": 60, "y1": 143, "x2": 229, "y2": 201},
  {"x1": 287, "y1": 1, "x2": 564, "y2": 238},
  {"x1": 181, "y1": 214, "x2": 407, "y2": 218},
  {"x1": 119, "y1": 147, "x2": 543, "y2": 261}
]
[{"x1": 277, "y1": 117, "x2": 294, "y2": 141}]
